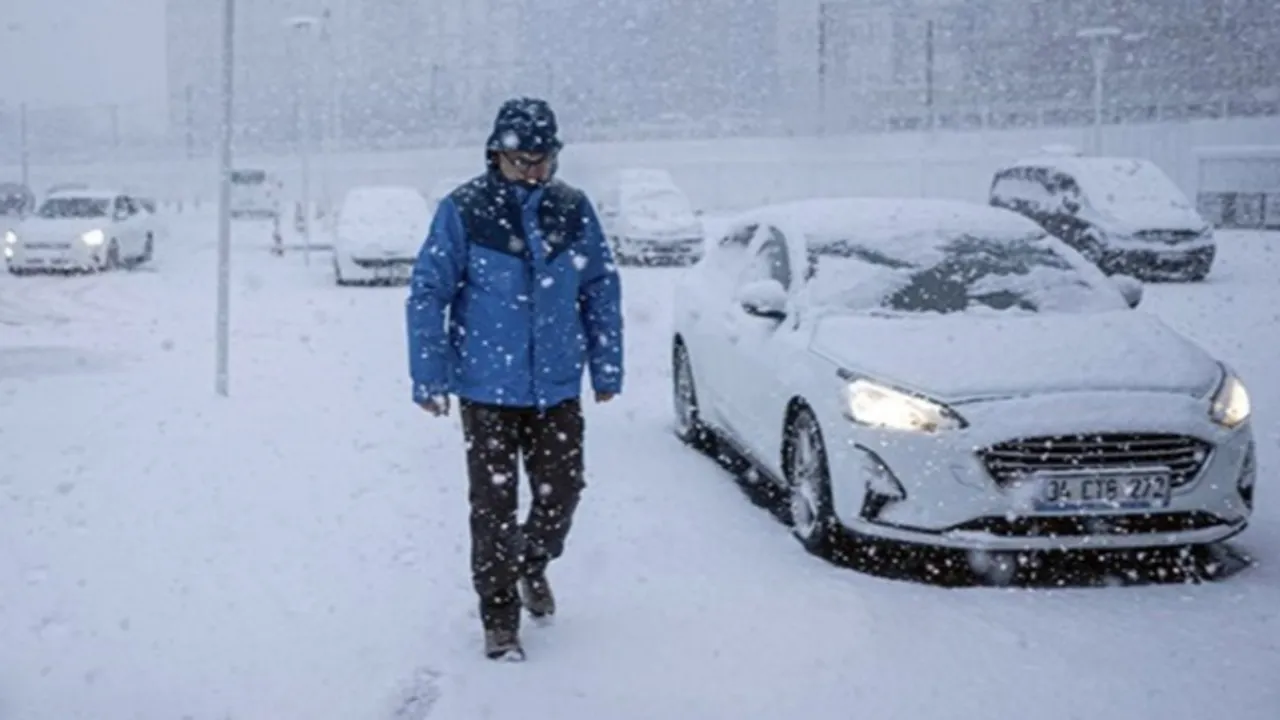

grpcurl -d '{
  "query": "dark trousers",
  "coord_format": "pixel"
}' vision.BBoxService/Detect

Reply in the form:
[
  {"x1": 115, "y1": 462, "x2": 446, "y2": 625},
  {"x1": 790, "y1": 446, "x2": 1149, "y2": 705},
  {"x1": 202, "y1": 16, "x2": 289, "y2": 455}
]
[{"x1": 459, "y1": 397, "x2": 585, "y2": 632}]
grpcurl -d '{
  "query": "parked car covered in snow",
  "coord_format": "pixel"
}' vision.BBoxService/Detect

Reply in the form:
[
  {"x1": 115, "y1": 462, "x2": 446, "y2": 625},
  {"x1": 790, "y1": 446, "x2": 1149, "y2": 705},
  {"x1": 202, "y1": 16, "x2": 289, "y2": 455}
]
[
  {"x1": 990, "y1": 153, "x2": 1216, "y2": 281},
  {"x1": 230, "y1": 168, "x2": 281, "y2": 219},
  {"x1": 4, "y1": 189, "x2": 158, "y2": 274},
  {"x1": 332, "y1": 185, "x2": 430, "y2": 286},
  {"x1": 596, "y1": 167, "x2": 704, "y2": 266},
  {"x1": 671, "y1": 197, "x2": 1254, "y2": 561}
]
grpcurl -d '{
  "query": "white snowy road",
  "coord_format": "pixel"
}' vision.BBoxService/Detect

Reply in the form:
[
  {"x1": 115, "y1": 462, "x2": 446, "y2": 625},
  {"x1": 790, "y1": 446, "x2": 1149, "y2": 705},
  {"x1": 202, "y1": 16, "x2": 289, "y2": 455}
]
[{"x1": 1, "y1": 214, "x2": 1277, "y2": 719}]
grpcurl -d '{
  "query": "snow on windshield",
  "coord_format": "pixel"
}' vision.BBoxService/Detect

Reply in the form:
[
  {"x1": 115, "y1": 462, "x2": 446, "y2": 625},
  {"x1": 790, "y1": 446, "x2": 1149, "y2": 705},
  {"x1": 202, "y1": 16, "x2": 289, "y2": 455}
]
[
  {"x1": 624, "y1": 188, "x2": 693, "y2": 219},
  {"x1": 1077, "y1": 159, "x2": 1193, "y2": 211},
  {"x1": 805, "y1": 232, "x2": 1126, "y2": 316},
  {"x1": 37, "y1": 197, "x2": 110, "y2": 219}
]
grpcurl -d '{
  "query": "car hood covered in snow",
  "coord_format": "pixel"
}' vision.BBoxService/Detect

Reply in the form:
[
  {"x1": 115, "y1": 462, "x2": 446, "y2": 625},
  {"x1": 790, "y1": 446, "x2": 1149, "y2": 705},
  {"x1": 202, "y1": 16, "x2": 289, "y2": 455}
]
[{"x1": 810, "y1": 310, "x2": 1222, "y2": 401}]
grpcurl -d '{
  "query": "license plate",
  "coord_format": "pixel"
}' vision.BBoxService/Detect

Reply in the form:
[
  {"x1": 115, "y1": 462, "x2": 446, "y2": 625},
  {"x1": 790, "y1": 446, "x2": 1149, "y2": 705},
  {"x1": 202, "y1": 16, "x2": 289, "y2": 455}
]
[{"x1": 1034, "y1": 472, "x2": 1172, "y2": 513}]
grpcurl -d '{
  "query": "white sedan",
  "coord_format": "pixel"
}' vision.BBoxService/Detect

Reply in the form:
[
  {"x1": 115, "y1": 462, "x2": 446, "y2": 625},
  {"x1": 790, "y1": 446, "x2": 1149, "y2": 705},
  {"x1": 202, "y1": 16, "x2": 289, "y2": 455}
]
[
  {"x1": 671, "y1": 197, "x2": 1255, "y2": 560},
  {"x1": 332, "y1": 185, "x2": 431, "y2": 286},
  {"x1": 4, "y1": 190, "x2": 157, "y2": 274}
]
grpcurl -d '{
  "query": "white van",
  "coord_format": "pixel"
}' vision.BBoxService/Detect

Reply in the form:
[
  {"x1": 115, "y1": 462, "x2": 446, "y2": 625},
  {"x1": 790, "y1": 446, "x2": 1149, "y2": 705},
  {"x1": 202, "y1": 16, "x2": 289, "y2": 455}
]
[
  {"x1": 230, "y1": 169, "x2": 281, "y2": 219},
  {"x1": 595, "y1": 168, "x2": 704, "y2": 266}
]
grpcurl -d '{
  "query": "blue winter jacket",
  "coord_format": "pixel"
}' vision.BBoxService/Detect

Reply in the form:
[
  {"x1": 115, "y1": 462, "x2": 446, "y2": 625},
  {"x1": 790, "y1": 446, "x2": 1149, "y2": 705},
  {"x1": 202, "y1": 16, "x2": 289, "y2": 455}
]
[{"x1": 405, "y1": 171, "x2": 624, "y2": 409}]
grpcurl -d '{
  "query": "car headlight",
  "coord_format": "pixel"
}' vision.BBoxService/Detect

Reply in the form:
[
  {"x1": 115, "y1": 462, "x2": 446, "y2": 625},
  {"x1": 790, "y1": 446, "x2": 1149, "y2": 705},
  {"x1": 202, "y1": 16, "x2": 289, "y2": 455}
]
[
  {"x1": 1210, "y1": 373, "x2": 1251, "y2": 429},
  {"x1": 81, "y1": 229, "x2": 105, "y2": 246},
  {"x1": 3, "y1": 230, "x2": 15, "y2": 244},
  {"x1": 843, "y1": 378, "x2": 967, "y2": 432}
]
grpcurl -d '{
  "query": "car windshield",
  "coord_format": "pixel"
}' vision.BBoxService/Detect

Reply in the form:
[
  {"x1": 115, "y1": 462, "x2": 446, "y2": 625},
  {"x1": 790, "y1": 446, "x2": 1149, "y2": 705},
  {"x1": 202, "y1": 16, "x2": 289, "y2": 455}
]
[
  {"x1": 806, "y1": 232, "x2": 1127, "y2": 316},
  {"x1": 1078, "y1": 159, "x2": 1194, "y2": 211},
  {"x1": 623, "y1": 188, "x2": 694, "y2": 219},
  {"x1": 37, "y1": 197, "x2": 111, "y2": 219}
]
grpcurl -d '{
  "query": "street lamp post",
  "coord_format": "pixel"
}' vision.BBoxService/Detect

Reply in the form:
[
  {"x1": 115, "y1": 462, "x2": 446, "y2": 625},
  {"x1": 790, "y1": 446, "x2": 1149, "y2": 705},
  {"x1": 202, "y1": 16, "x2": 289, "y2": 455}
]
[
  {"x1": 285, "y1": 15, "x2": 322, "y2": 266},
  {"x1": 1077, "y1": 26, "x2": 1121, "y2": 154},
  {"x1": 215, "y1": 0, "x2": 236, "y2": 397}
]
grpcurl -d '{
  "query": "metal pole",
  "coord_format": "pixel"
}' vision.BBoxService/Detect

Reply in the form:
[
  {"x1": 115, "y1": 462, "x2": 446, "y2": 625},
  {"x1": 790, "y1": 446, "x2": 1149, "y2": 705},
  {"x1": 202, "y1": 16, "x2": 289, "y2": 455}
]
[
  {"x1": 18, "y1": 102, "x2": 29, "y2": 187},
  {"x1": 1091, "y1": 42, "x2": 1105, "y2": 154},
  {"x1": 925, "y1": 19, "x2": 935, "y2": 131},
  {"x1": 300, "y1": 46, "x2": 313, "y2": 266},
  {"x1": 817, "y1": 2, "x2": 828, "y2": 134},
  {"x1": 216, "y1": 0, "x2": 236, "y2": 397},
  {"x1": 185, "y1": 84, "x2": 195, "y2": 159}
]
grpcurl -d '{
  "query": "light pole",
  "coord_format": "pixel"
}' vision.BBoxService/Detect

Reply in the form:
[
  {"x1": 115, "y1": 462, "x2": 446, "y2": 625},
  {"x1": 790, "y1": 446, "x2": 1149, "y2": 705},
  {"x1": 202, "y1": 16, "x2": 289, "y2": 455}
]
[
  {"x1": 284, "y1": 15, "x2": 321, "y2": 265},
  {"x1": 3, "y1": 23, "x2": 30, "y2": 186},
  {"x1": 215, "y1": 0, "x2": 236, "y2": 397},
  {"x1": 1077, "y1": 26, "x2": 1121, "y2": 154},
  {"x1": 1076, "y1": 26, "x2": 1145, "y2": 154}
]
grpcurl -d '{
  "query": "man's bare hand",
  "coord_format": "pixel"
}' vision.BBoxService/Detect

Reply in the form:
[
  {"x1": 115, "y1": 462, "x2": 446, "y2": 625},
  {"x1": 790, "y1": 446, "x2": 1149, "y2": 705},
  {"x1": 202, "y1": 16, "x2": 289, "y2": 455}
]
[
  {"x1": 594, "y1": 391, "x2": 616, "y2": 403},
  {"x1": 419, "y1": 395, "x2": 451, "y2": 416}
]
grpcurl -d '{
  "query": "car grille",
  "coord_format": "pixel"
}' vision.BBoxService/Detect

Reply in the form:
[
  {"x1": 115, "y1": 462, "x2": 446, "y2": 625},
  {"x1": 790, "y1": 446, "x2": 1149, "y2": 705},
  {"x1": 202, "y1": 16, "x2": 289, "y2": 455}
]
[
  {"x1": 1134, "y1": 229, "x2": 1202, "y2": 245},
  {"x1": 949, "y1": 511, "x2": 1228, "y2": 538},
  {"x1": 979, "y1": 433, "x2": 1212, "y2": 489}
]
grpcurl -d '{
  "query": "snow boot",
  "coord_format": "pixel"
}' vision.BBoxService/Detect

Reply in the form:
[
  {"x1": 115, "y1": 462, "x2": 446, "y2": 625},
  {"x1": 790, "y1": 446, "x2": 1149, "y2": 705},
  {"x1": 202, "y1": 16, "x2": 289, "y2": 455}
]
[
  {"x1": 520, "y1": 573, "x2": 555, "y2": 622},
  {"x1": 484, "y1": 628, "x2": 525, "y2": 661}
]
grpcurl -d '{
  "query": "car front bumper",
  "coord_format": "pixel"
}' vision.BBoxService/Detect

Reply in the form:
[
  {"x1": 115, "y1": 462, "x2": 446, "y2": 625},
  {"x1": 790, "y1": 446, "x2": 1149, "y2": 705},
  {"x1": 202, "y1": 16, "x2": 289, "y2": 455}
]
[
  {"x1": 1101, "y1": 243, "x2": 1215, "y2": 279},
  {"x1": 5, "y1": 238, "x2": 104, "y2": 271},
  {"x1": 824, "y1": 390, "x2": 1255, "y2": 552},
  {"x1": 615, "y1": 235, "x2": 704, "y2": 264}
]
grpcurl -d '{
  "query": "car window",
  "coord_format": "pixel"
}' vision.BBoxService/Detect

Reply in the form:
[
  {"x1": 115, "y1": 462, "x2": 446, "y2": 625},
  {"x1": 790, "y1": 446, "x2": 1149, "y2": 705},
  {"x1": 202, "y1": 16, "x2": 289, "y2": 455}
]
[
  {"x1": 37, "y1": 197, "x2": 110, "y2": 219},
  {"x1": 804, "y1": 232, "x2": 1127, "y2": 317}
]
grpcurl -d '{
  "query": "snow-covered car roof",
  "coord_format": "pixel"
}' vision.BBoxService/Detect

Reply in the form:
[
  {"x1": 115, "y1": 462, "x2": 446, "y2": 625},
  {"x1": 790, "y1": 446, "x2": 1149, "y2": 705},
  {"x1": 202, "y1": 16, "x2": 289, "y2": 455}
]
[
  {"x1": 1003, "y1": 155, "x2": 1191, "y2": 207},
  {"x1": 732, "y1": 197, "x2": 1044, "y2": 249}
]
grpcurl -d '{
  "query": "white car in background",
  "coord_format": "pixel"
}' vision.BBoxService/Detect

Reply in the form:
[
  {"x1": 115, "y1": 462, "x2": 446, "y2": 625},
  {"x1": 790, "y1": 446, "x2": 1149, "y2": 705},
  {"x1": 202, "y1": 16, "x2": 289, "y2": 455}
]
[
  {"x1": 4, "y1": 189, "x2": 158, "y2": 274},
  {"x1": 671, "y1": 197, "x2": 1255, "y2": 562},
  {"x1": 230, "y1": 168, "x2": 281, "y2": 219},
  {"x1": 332, "y1": 185, "x2": 430, "y2": 286},
  {"x1": 596, "y1": 167, "x2": 704, "y2": 266}
]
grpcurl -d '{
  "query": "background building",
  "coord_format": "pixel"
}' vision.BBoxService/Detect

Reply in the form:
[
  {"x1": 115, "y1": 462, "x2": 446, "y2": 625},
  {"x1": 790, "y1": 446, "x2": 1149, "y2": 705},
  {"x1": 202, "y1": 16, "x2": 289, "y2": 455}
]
[{"x1": 778, "y1": 0, "x2": 1280, "y2": 133}]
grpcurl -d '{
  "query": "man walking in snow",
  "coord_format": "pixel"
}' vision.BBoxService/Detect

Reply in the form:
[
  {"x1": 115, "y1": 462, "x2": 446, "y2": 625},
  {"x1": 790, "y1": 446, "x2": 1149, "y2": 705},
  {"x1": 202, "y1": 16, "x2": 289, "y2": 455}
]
[{"x1": 405, "y1": 97, "x2": 624, "y2": 661}]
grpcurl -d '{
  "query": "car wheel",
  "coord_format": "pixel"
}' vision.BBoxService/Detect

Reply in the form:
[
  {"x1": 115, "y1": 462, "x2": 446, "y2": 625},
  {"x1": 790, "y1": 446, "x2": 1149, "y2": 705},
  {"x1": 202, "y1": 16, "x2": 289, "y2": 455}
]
[
  {"x1": 672, "y1": 340, "x2": 715, "y2": 454},
  {"x1": 783, "y1": 407, "x2": 837, "y2": 557},
  {"x1": 140, "y1": 234, "x2": 154, "y2": 264}
]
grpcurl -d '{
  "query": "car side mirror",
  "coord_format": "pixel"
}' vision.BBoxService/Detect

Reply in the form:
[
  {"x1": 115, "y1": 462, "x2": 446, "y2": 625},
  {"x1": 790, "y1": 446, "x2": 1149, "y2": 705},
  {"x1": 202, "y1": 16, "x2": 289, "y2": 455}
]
[
  {"x1": 1110, "y1": 274, "x2": 1143, "y2": 308},
  {"x1": 736, "y1": 278, "x2": 788, "y2": 320}
]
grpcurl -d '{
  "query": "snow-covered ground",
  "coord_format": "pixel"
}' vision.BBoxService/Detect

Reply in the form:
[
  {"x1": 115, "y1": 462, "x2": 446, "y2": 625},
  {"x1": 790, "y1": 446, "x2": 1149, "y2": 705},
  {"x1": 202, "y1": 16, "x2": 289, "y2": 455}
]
[{"x1": 1, "y1": 212, "x2": 1277, "y2": 719}]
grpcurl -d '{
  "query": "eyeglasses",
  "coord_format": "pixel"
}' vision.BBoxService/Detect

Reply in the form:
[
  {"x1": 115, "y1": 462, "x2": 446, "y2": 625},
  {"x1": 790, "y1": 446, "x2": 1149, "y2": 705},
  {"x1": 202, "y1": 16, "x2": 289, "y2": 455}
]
[{"x1": 504, "y1": 153, "x2": 552, "y2": 171}]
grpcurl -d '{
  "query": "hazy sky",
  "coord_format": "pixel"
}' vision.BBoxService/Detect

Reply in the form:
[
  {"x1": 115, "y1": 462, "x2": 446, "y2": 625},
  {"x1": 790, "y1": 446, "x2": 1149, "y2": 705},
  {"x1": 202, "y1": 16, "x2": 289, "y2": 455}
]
[{"x1": 3, "y1": 0, "x2": 166, "y2": 115}]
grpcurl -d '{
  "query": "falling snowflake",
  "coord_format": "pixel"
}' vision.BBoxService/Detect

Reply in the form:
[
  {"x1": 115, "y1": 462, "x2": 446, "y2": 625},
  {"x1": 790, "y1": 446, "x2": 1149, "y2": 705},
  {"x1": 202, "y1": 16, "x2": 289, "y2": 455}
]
[
  {"x1": 572, "y1": 254, "x2": 588, "y2": 271},
  {"x1": 492, "y1": 474, "x2": 509, "y2": 486},
  {"x1": 540, "y1": 277, "x2": 555, "y2": 288},
  {"x1": 537, "y1": 483, "x2": 553, "y2": 498}
]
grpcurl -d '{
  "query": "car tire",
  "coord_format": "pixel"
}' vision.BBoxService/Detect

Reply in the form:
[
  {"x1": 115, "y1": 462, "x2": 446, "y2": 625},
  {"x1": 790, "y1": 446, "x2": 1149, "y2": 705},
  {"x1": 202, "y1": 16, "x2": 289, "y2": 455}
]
[
  {"x1": 783, "y1": 406, "x2": 838, "y2": 558},
  {"x1": 672, "y1": 339, "x2": 715, "y2": 454}
]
